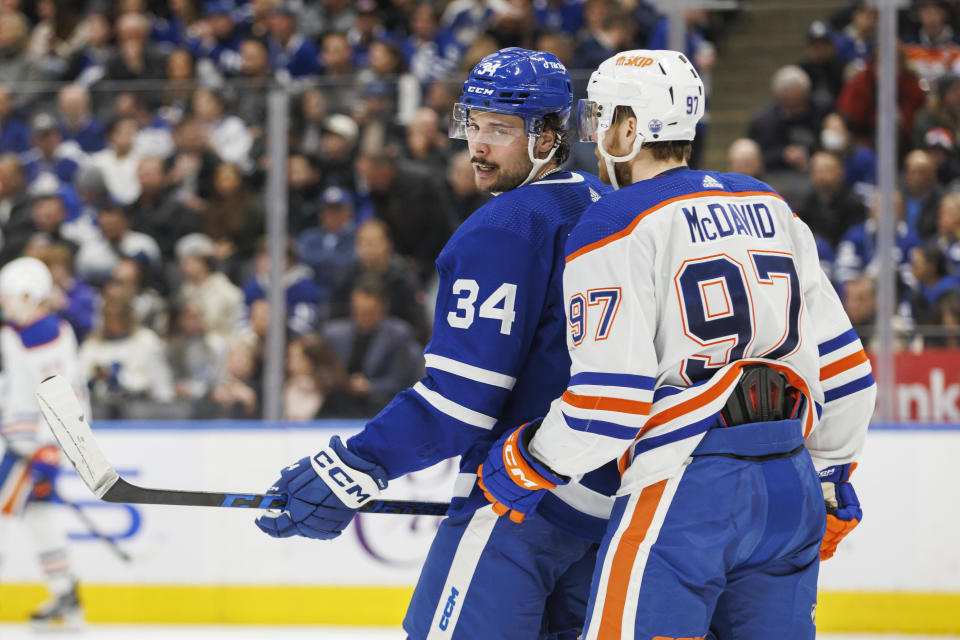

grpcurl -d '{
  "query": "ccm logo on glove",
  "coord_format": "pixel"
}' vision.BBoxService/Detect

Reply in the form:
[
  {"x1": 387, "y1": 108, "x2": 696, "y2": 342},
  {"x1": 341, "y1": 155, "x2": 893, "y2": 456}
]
[
  {"x1": 503, "y1": 427, "x2": 557, "y2": 491},
  {"x1": 311, "y1": 448, "x2": 386, "y2": 508}
]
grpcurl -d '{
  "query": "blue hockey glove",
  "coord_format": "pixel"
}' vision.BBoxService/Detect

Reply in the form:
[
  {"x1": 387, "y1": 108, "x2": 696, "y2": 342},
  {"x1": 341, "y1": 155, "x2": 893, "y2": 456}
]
[
  {"x1": 819, "y1": 462, "x2": 861, "y2": 561},
  {"x1": 255, "y1": 436, "x2": 388, "y2": 540},
  {"x1": 477, "y1": 421, "x2": 568, "y2": 523}
]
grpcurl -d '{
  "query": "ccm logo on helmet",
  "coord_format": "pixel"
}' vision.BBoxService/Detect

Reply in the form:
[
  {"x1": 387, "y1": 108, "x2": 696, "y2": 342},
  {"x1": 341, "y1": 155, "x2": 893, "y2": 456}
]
[
  {"x1": 467, "y1": 86, "x2": 495, "y2": 95},
  {"x1": 616, "y1": 55, "x2": 655, "y2": 67}
]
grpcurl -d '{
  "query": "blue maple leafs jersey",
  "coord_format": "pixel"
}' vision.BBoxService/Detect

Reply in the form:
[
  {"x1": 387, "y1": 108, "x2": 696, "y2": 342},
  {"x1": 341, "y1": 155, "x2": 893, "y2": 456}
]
[{"x1": 348, "y1": 170, "x2": 618, "y2": 541}]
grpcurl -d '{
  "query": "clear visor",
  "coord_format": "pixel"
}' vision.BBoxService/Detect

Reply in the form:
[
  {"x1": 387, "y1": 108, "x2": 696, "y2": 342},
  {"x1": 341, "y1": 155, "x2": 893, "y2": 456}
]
[
  {"x1": 449, "y1": 103, "x2": 532, "y2": 146},
  {"x1": 576, "y1": 99, "x2": 600, "y2": 142}
]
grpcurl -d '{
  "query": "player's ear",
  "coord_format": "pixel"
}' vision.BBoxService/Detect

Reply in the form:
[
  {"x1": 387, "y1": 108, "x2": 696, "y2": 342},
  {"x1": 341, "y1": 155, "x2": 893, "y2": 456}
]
[
  {"x1": 623, "y1": 116, "x2": 638, "y2": 145},
  {"x1": 535, "y1": 127, "x2": 556, "y2": 157}
]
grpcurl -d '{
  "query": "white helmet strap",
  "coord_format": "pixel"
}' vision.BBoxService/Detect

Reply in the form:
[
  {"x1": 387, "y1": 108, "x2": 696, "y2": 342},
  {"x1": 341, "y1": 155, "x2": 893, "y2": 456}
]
[
  {"x1": 519, "y1": 132, "x2": 561, "y2": 188},
  {"x1": 596, "y1": 124, "x2": 644, "y2": 190}
]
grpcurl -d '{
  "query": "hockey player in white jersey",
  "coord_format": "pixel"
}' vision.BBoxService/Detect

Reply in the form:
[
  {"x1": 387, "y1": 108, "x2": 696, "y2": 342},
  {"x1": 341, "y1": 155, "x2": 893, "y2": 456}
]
[
  {"x1": 477, "y1": 50, "x2": 876, "y2": 638},
  {"x1": 0, "y1": 256, "x2": 88, "y2": 629}
]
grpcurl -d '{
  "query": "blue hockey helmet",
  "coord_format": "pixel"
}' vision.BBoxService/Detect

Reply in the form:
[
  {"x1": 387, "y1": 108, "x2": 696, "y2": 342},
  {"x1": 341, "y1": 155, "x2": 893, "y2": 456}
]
[{"x1": 451, "y1": 47, "x2": 574, "y2": 142}]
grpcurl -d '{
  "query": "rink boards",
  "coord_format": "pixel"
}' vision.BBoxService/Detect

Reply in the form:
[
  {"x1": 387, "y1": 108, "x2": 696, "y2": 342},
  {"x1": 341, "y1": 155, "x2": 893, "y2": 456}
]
[{"x1": 1, "y1": 420, "x2": 958, "y2": 633}]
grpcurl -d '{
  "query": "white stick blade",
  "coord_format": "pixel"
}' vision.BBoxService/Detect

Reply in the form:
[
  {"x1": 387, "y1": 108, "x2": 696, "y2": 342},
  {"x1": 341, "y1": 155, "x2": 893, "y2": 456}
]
[{"x1": 36, "y1": 375, "x2": 118, "y2": 499}]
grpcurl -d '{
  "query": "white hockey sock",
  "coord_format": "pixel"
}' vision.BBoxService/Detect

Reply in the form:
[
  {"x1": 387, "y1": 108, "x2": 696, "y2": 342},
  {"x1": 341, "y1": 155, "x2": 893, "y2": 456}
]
[{"x1": 24, "y1": 502, "x2": 76, "y2": 596}]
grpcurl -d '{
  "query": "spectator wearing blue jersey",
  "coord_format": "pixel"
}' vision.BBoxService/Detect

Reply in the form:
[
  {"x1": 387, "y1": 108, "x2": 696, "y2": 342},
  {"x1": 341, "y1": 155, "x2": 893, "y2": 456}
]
[
  {"x1": 296, "y1": 186, "x2": 358, "y2": 305},
  {"x1": 188, "y1": 0, "x2": 243, "y2": 77},
  {"x1": 835, "y1": 189, "x2": 920, "y2": 286},
  {"x1": 403, "y1": 3, "x2": 462, "y2": 86},
  {"x1": 322, "y1": 278, "x2": 423, "y2": 417},
  {"x1": 0, "y1": 85, "x2": 30, "y2": 154},
  {"x1": 442, "y1": 0, "x2": 495, "y2": 49},
  {"x1": 832, "y1": 1, "x2": 875, "y2": 67},
  {"x1": 242, "y1": 237, "x2": 320, "y2": 338},
  {"x1": 33, "y1": 243, "x2": 98, "y2": 342},
  {"x1": 21, "y1": 113, "x2": 82, "y2": 187},
  {"x1": 534, "y1": 0, "x2": 585, "y2": 35},
  {"x1": 936, "y1": 192, "x2": 960, "y2": 275},
  {"x1": 56, "y1": 85, "x2": 106, "y2": 154},
  {"x1": 903, "y1": 149, "x2": 944, "y2": 238},
  {"x1": 266, "y1": 4, "x2": 319, "y2": 83},
  {"x1": 909, "y1": 241, "x2": 960, "y2": 326}
]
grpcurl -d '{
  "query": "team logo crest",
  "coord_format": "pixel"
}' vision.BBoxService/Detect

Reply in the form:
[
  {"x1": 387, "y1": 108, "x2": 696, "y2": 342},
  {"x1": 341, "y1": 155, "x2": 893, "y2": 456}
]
[{"x1": 648, "y1": 119, "x2": 663, "y2": 133}]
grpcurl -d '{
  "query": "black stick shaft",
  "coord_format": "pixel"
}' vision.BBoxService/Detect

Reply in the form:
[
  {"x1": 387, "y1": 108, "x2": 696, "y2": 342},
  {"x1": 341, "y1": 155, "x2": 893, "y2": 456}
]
[{"x1": 103, "y1": 478, "x2": 449, "y2": 516}]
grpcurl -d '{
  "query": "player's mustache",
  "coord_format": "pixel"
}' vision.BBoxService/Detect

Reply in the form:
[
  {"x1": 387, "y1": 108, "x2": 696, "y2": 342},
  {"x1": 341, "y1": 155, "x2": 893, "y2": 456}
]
[{"x1": 471, "y1": 157, "x2": 498, "y2": 169}]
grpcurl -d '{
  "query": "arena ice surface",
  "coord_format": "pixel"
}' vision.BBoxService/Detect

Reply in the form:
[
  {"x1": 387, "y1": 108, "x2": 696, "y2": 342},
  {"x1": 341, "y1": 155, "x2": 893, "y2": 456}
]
[{"x1": 0, "y1": 627, "x2": 956, "y2": 640}]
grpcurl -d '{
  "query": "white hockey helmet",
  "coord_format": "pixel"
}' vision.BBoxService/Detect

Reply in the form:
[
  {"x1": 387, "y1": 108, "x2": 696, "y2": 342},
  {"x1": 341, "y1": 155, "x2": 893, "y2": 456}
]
[
  {"x1": 0, "y1": 256, "x2": 53, "y2": 325},
  {"x1": 577, "y1": 49, "x2": 705, "y2": 189}
]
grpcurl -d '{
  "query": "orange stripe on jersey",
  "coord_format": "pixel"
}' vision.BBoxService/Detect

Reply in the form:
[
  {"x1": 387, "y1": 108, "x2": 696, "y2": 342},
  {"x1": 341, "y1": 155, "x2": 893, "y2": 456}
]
[
  {"x1": 562, "y1": 391, "x2": 651, "y2": 415},
  {"x1": 565, "y1": 190, "x2": 788, "y2": 263},
  {"x1": 639, "y1": 360, "x2": 816, "y2": 440},
  {"x1": 820, "y1": 349, "x2": 869, "y2": 381},
  {"x1": 1, "y1": 465, "x2": 31, "y2": 515},
  {"x1": 639, "y1": 366, "x2": 743, "y2": 436},
  {"x1": 597, "y1": 479, "x2": 669, "y2": 640}
]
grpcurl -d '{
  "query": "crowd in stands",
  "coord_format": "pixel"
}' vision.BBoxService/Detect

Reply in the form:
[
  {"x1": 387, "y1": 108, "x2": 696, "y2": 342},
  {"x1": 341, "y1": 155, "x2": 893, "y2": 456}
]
[
  {"x1": 1, "y1": 0, "x2": 955, "y2": 420},
  {"x1": 739, "y1": 0, "x2": 960, "y2": 351},
  {"x1": 0, "y1": 0, "x2": 724, "y2": 419}
]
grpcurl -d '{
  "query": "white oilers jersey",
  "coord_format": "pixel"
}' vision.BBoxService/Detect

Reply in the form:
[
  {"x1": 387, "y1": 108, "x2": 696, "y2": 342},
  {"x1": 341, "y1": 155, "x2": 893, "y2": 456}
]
[
  {"x1": 530, "y1": 168, "x2": 876, "y2": 492},
  {"x1": 0, "y1": 315, "x2": 89, "y2": 451}
]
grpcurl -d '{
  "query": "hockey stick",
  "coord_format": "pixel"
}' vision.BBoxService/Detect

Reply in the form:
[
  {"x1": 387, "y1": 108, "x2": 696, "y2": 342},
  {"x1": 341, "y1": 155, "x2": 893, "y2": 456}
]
[
  {"x1": 36, "y1": 375, "x2": 449, "y2": 516},
  {"x1": 0, "y1": 432, "x2": 132, "y2": 562}
]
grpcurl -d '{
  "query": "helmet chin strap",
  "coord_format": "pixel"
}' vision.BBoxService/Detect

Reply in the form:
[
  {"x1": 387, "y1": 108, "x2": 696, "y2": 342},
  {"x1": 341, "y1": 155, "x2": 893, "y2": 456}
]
[
  {"x1": 596, "y1": 127, "x2": 644, "y2": 190},
  {"x1": 519, "y1": 134, "x2": 561, "y2": 188}
]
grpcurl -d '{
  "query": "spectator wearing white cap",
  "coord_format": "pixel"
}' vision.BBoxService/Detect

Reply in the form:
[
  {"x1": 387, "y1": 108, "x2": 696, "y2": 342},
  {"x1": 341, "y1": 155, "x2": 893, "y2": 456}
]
[{"x1": 175, "y1": 232, "x2": 243, "y2": 340}]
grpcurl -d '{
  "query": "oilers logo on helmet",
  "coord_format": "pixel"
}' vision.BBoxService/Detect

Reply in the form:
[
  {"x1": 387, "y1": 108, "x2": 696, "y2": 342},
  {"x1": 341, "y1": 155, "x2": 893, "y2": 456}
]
[{"x1": 648, "y1": 119, "x2": 663, "y2": 134}]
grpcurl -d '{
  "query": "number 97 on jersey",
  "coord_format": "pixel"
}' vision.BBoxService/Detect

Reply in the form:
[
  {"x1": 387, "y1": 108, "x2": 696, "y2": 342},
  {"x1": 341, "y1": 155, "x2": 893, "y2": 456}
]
[{"x1": 569, "y1": 287, "x2": 621, "y2": 345}]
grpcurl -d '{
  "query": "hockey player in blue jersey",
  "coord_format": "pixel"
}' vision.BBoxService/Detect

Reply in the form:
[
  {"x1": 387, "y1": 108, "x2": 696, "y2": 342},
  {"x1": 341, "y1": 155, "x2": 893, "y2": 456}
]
[
  {"x1": 477, "y1": 50, "x2": 875, "y2": 638},
  {"x1": 255, "y1": 48, "x2": 617, "y2": 639}
]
